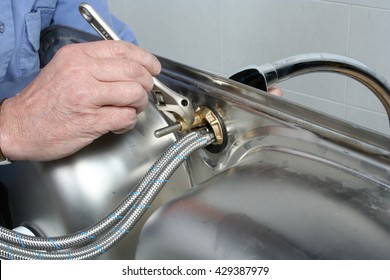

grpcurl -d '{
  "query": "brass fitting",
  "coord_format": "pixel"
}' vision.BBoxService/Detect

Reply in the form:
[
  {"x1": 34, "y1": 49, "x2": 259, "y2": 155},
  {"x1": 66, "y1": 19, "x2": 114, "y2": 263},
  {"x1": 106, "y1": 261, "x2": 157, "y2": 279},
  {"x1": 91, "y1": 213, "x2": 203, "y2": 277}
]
[
  {"x1": 191, "y1": 107, "x2": 224, "y2": 145},
  {"x1": 154, "y1": 106, "x2": 225, "y2": 146}
]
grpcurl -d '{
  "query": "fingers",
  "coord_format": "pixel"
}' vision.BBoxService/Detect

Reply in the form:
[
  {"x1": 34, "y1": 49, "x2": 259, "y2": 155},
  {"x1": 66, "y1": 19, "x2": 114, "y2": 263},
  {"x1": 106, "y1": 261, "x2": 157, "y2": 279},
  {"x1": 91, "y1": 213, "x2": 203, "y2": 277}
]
[
  {"x1": 76, "y1": 40, "x2": 161, "y2": 76},
  {"x1": 90, "y1": 57, "x2": 155, "y2": 92},
  {"x1": 56, "y1": 42, "x2": 159, "y2": 106},
  {"x1": 91, "y1": 81, "x2": 149, "y2": 113},
  {"x1": 95, "y1": 106, "x2": 138, "y2": 134},
  {"x1": 54, "y1": 42, "x2": 158, "y2": 114}
]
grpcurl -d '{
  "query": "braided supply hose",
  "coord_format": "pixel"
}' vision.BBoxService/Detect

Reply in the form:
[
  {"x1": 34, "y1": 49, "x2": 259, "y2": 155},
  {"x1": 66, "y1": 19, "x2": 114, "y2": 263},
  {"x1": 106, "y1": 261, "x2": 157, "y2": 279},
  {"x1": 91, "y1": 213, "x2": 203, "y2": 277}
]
[{"x1": 0, "y1": 128, "x2": 215, "y2": 259}]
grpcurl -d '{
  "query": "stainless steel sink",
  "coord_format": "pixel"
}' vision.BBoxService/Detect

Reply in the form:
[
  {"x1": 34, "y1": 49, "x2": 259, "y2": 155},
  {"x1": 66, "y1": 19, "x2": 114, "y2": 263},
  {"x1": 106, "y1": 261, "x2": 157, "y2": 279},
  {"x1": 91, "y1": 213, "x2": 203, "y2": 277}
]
[{"x1": 1, "y1": 54, "x2": 389, "y2": 260}]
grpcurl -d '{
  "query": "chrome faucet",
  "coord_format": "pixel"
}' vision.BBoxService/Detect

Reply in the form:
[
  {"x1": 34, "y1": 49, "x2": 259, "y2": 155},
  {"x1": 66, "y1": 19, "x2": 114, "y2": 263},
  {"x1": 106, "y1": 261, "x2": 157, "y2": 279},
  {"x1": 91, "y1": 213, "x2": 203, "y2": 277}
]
[{"x1": 235, "y1": 53, "x2": 390, "y2": 125}]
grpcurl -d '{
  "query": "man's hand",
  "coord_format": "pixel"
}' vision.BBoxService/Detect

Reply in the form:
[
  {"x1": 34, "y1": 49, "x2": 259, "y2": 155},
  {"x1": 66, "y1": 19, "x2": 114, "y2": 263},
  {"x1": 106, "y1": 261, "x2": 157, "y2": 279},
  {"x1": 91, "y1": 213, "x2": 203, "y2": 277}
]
[{"x1": 0, "y1": 40, "x2": 161, "y2": 161}]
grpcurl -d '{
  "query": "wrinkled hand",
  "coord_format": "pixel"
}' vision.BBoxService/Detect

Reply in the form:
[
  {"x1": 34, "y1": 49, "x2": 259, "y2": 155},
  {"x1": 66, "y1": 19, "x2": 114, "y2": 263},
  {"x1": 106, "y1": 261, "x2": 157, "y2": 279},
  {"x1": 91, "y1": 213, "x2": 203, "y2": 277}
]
[{"x1": 0, "y1": 40, "x2": 161, "y2": 161}]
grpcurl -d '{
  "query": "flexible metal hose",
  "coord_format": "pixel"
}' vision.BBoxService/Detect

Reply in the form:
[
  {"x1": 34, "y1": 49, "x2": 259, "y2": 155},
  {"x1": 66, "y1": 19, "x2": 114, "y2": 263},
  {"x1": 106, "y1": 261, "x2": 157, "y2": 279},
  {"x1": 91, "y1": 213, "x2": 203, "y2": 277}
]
[
  {"x1": 0, "y1": 128, "x2": 215, "y2": 259},
  {"x1": 0, "y1": 130, "x2": 202, "y2": 250}
]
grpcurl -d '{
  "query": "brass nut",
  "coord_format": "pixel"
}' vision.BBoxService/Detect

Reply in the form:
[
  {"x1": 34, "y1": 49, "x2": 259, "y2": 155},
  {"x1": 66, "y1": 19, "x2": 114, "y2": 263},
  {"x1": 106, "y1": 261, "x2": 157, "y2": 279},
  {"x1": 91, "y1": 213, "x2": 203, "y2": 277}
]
[{"x1": 193, "y1": 107, "x2": 224, "y2": 145}]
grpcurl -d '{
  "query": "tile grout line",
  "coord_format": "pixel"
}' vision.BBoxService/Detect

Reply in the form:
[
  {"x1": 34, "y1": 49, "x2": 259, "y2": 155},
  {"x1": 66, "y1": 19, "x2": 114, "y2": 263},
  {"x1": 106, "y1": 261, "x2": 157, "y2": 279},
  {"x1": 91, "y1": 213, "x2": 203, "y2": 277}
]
[
  {"x1": 316, "y1": 0, "x2": 390, "y2": 11},
  {"x1": 351, "y1": 3, "x2": 390, "y2": 12},
  {"x1": 286, "y1": 88, "x2": 387, "y2": 115},
  {"x1": 284, "y1": 89, "x2": 347, "y2": 106}
]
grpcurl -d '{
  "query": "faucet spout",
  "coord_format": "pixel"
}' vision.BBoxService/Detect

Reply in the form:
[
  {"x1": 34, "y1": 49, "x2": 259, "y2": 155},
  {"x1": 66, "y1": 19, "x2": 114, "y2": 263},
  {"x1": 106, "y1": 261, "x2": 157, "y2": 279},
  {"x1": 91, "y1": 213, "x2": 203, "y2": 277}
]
[{"x1": 259, "y1": 53, "x2": 390, "y2": 124}]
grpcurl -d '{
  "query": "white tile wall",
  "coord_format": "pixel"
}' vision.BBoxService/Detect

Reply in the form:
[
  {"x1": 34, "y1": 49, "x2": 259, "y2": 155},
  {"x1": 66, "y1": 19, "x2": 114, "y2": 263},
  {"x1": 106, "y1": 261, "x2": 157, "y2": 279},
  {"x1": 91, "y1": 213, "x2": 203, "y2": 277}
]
[
  {"x1": 346, "y1": 105, "x2": 389, "y2": 133},
  {"x1": 108, "y1": 0, "x2": 390, "y2": 136},
  {"x1": 322, "y1": 0, "x2": 352, "y2": 4},
  {"x1": 109, "y1": 0, "x2": 222, "y2": 73},
  {"x1": 221, "y1": 0, "x2": 350, "y2": 104},
  {"x1": 348, "y1": 6, "x2": 390, "y2": 111},
  {"x1": 352, "y1": 0, "x2": 390, "y2": 10}
]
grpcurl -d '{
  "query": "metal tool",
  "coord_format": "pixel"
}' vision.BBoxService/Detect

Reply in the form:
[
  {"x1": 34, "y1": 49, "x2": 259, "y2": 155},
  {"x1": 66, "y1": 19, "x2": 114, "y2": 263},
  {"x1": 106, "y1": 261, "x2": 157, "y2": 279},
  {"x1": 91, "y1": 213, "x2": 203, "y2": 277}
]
[
  {"x1": 79, "y1": 2, "x2": 120, "y2": 41},
  {"x1": 79, "y1": 2, "x2": 195, "y2": 137}
]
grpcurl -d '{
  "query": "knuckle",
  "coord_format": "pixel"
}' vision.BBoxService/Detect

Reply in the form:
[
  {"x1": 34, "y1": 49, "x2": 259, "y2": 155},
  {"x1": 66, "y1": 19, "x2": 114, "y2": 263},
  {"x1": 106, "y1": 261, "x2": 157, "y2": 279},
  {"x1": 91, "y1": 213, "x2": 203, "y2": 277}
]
[
  {"x1": 140, "y1": 50, "x2": 161, "y2": 75},
  {"x1": 55, "y1": 44, "x2": 74, "y2": 57},
  {"x1": 139, "y1": 92, "x2": 149, "y2": 112},
  {"x1": 133, "y1": 84, "x2": 149, "y2": 112},
  {"x1": 154, "y1": 59, "x2": 162, "y2": 75},
  {"x1": 100, "y1": 107, "x2": 137, "y2": 134},
  {"x1": 144, "y1": 75, "x2": 155, "y2": 93},
  {"x1": 123, "y1": 60, "x2": 141, "y2": 78},
  {"x1": 131, "y1": 82, "x2": 146, "y2": 97},
  {"x1": 126, "y1": 82, "x2": 148, "y2": 112},
  {"x1": 149, "y1": 55, "x2": 161, "y2": 75},
  {"x1": 56, "y1": 46, "x2": 88, "y2": 75},
  {"x1": 110, "y1": 41, "x2": 130, "y2": 58},
  {"x1": 65, "y1": 88, "x2": 89, "y2": 110},
  {"x1": 117, "y1": 107, "x2": 137, "y2": 131},
  {"x1": 122, "y1": 61, "x2": 154, "y2": 94},
  {"x1": 55, "y1": 44, "x2": 83, "y2": 63},
  {"x1": 125, "y1": 109, "x2": 137, "y2": 129}
]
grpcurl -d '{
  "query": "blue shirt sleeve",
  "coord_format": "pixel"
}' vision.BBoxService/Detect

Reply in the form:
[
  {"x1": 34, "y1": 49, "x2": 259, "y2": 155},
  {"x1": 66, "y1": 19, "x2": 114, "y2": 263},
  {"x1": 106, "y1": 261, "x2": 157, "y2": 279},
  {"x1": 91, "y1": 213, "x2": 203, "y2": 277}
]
[
  {"x1": 1, "y1": 0, "x2": 138, "y2": 99},
  {"x1": 52, "y1": 0, "x2": 137, "y2": 44}
]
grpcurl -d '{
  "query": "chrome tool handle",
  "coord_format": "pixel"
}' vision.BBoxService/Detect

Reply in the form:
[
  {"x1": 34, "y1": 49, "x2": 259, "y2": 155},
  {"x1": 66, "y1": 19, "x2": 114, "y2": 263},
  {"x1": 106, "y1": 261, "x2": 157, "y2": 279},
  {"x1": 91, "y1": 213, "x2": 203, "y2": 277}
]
[{"x1": 79, "y1": 2, "x2": 120, "y2": 41}]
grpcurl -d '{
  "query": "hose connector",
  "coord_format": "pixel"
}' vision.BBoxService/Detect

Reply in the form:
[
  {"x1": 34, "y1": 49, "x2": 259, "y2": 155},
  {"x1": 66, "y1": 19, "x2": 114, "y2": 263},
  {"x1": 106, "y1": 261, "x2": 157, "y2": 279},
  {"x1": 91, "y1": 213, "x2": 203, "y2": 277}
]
[{"x1": 154, "y1": 106, "x2": 225, "y2": 146}]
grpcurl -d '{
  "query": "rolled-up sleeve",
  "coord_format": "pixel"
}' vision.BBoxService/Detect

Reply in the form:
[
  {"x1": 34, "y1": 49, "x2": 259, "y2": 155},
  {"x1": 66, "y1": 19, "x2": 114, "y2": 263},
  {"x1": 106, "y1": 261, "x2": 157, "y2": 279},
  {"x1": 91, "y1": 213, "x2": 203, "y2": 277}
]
[{"x1": 52, "y1": 0, "x2": 137, "y2": 44}]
